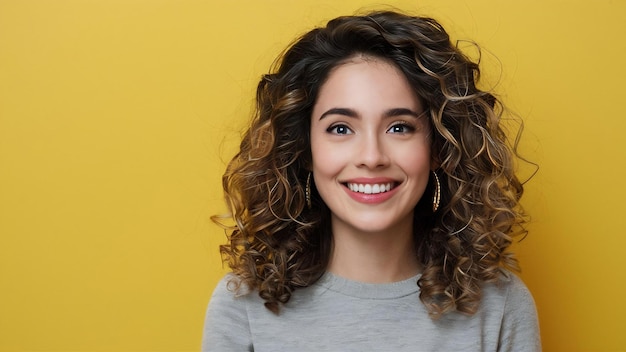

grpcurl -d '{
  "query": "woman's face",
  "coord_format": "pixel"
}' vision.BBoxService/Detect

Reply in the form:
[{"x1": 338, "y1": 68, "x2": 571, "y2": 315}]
[{"x1": 310, "y1": 56, "x2": 432, "y2": 236}]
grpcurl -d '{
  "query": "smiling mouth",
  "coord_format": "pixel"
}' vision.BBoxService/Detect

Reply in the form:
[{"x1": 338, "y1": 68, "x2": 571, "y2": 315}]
[{"x1": 346, "y1": 182, "x2": 397, "y2": 194}]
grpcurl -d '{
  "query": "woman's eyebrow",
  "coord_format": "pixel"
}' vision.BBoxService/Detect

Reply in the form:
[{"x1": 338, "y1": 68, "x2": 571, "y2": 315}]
[
  {"x1": 384, "y1": 108, "x2": 424, "y2": 118},
  {"x1": 319, "y1": 107, "x2": 358, "y2": 120}
]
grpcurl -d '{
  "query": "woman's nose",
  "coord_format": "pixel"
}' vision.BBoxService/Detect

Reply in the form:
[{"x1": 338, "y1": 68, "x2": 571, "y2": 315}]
[{"x1": 357, "y1": 132, "x2": 390, "y2": 169}]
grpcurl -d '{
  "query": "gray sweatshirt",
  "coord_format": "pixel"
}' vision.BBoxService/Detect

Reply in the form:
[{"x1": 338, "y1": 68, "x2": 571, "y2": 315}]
[{"x1": 202, "y1": 271, "x2": 540, "y2": 351}]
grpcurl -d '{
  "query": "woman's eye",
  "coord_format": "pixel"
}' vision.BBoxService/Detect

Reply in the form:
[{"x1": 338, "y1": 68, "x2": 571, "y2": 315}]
[
  {"x1": 327, "y1": 124, "x2": 353, "y2": 135},
  {"x1": 387, "y1": 123, "x2": 415, "y2": 134}
]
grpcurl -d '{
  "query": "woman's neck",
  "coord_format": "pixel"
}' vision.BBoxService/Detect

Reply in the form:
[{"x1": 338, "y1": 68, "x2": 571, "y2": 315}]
[{"x1": 326, "y1": 216, "x2": 420, "y2": 283}]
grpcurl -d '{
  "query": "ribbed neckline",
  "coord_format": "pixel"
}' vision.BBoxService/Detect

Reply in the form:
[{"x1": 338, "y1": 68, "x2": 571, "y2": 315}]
[{"x1": 315, "y1": 271, "x2": 421, "y2": 300}]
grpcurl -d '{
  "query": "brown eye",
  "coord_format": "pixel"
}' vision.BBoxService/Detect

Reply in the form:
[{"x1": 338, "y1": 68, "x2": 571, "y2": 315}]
[
  {"x1": 327, "y1": 124, "x2": 353, "y2": 135},
  {"x1": 386, "y1": 123, "x2": 415, "y2": 134}
]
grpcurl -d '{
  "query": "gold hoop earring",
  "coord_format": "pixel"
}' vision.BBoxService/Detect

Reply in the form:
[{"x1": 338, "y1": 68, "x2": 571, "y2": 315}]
[
  {"x1": 432, "y1": 171, "x2": 441, "y2": 212},
  {"x1": 305, "y1": 172, "x2": 312, "y2": 209}
]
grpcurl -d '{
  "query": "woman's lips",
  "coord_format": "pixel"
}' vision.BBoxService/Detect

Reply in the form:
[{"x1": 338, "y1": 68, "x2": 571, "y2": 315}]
[{"x1": 342, "y1": 178, "x2": 400, "y2": 204}]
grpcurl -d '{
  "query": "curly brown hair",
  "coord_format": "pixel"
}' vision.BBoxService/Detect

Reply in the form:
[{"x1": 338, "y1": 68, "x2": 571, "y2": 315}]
[{"x1": 215, "y1": 10, "x2": 528, "y2": 317}]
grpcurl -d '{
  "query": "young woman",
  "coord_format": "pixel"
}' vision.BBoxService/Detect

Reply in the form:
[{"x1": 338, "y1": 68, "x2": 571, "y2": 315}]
[{"x1": 203, "y1": 10, "x2": 540, "y2": 351}]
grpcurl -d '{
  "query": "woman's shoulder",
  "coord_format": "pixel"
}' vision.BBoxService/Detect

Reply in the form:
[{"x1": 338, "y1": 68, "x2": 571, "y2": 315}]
[
  {"x1": 202, "y1": 274, "x2": 257, "y2": 351},
  {"x1": 479, "y1": 270, "x2": 541, "y2": 350},
  {"x1": 476, "y1": 270, "x2": 537, "y2": 317},
  {"x1": 210, "y1": 273, "x2": 256, "y2": 303},
  {"x1": 483, "y1": 270, "x2": 536, "y2": 305},
  {"x1": 502, "y1": 272, "x2": 541, "y2": 348}
]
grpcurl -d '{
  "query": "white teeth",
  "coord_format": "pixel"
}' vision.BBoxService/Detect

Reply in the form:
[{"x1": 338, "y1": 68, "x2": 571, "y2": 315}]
[{"x1": 347, "y1": 183, "x2": 393, "y2": 194}]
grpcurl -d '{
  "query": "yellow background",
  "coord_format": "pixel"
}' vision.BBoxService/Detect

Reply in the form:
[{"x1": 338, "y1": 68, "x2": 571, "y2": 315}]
[{"x1": 1, "y1": 0, "x2": 624, "y2": 350}]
